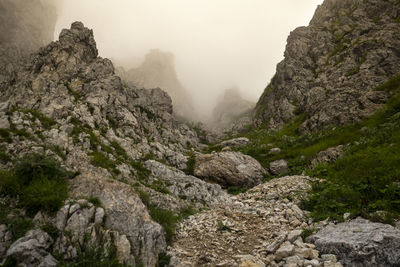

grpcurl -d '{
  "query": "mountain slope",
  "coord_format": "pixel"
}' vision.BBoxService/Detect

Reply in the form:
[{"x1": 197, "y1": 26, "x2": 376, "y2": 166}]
[{"x1": 254, "y1": 0, "x2": 400, "y2": 132}]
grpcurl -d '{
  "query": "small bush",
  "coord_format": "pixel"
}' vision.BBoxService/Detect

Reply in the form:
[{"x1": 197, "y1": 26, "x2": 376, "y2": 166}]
[
  {"x1": 40, "y1": 222, "x2": 60, "y2": 240},
  {"x1": 22, "y1": 178, "x2": 68, "y2": 215},
  {"x1": 130, "y1": 161, "x2": 150, "y2": 181},
  {"x1": 0, "y1": 154, "x2": 72, "y2": 215},
  {"x1": 227, "y1": 186, "x2": 247, "y2": 195},
  {"x1": 184, "y1": 153, "x2": 195, "y2": 176},
  {"x1": 158, "y1": 253, "x2": 171, "y2": 267},
  {"x1": 149, "y1": 206, "x2": 179, "y2": 244},
  {"x1": 300, "y1": 228, "x2": 315, "y2": 241},
  {"x1": 7, "y1": 218, "x2": 34, "y2": 241},
  {"x1": 0, "y1": 128, "x2": 12, "y2": 143},
  {"x1": 88, "y1": 197, "x2": 101, "y2": 206}
]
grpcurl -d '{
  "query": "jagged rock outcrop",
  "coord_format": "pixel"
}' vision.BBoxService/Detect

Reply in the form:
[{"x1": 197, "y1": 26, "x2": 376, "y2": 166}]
[
  {"x1": 307, "y1": 217, "x2": 400, "y2": 266},
  {"x1": 6, "y1": 229, "x2": 57, "y2": 267},
  {"x1": 210, "y1": 87, "x2": 255, "y2": 134},
  {"x1": 254, "y1": 0, "x2": 400, "y2": 132},
  {"x1": 194, "y1": 151, "x2": 266, "y2": 188},
  {"x1": 116, "y1": 49, "x2": 196, "y2": 121}
]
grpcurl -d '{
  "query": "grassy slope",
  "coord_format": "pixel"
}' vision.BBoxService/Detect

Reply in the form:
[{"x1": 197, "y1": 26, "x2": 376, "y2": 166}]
[{"x1": 231, "y1": 74, "x2": 400, "y2": 222}]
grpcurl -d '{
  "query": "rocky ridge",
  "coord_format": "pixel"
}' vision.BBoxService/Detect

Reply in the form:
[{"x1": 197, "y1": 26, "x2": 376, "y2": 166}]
[
  {"x1": 254, "y1": 0, "x2": 400, "y2": 132},
  {"x1": 116, "y1": 49, "x2": 196, "y2": 121}
]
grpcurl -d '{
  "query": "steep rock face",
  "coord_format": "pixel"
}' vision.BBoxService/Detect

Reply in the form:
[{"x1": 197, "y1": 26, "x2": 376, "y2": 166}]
[
  {"x1": 254, "y1": 0, "x2": 400, "y2": 132},
  {"x1": 0, "y1": 0, "x2": 57, "y2": 92},
  {"x1": 117, "y1": 49, "x2": 196, "y2": 121},
  {"x1": 210, "y1": 87, "x2": 255, "y2": 134}
]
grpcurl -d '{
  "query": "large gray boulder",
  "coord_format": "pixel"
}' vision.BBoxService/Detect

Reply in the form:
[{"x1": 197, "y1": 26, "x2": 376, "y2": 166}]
[
  {"x1": 194, "y1": 151, "x2": 266, "y2": 188},
  {"x1": 307, "y1": 217, "x2": 400, "y2": 266},
  {"x1": 6, "y1": 229, "x2": 57, "y2": 266},
  {"x1": 69, "y1": 168, "x2": 166, "y2": 267}
]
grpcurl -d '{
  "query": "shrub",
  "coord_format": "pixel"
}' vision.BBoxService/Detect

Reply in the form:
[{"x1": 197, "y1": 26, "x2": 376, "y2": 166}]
[
  {"x1": 184, "y1": 153, "x2": 195, "y2": 176},
  {"x1": 148, "y1": 206, "x2": 179, "y2": 244},
  {"x1": 0, "y1": 128, "x2": 12, "y2": 143},
  {"x1": 0, "y1": 154, "x2": 72, "y2": 215},
  {"x1": 88, "y1": 197, "x2": 102, "y2": 206}
]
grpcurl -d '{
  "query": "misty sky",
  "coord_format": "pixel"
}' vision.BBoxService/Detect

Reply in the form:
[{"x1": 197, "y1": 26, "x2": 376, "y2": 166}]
[{"x1": 54, "y1": 0, "x2": 323, "y2": 118}]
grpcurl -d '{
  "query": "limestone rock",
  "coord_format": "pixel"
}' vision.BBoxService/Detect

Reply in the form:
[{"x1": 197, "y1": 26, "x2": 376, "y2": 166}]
[
  {"x1": 220, "y1": 137, "x2": 250, "y2": 148},
  {"x1": 6, "y1": 229, "x2": 56, "y2": 266},
  {"x1": 0, "y1": 225, "x2": 12, "y2": 258},
  {"x1": 145, "y1": 160, "x2": 230, "y2": 207},
  {"x1": 307, "y1": 217, "x2": 400, "y2": 266},
  {"x1": 311, "y1": 145, "x2": 343, "y2": 167},
  {"x1": 269, "y1": 160, "x2": 289, "y2": 176},
  {"x1": 69, "y1": 171, "x2": 166, "y2": 266},
  {"x1": 194, "y1": 151, "x2": 266, "y2": 188},
  {"x1": 254, "y1": 0, "x2": 400, "y2": 132}
]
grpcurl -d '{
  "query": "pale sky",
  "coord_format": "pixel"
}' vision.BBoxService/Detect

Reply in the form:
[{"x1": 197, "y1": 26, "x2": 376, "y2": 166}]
[{"x1": 54, "y1": 0, "x2": 324, "y2": 118}]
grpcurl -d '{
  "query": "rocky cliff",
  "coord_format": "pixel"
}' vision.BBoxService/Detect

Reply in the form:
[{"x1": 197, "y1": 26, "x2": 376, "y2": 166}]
[
  {"x1": 254, "y1": 0, "x2": 400, "y2": 132},
  {"x1": 116, "y1": 49, "x2": 196, "y2": 121}
]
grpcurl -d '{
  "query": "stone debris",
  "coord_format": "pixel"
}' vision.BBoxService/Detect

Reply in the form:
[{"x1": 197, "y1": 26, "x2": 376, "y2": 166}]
[{"x1": 168, "y1": 176, "x2": 343, "y2": 267}]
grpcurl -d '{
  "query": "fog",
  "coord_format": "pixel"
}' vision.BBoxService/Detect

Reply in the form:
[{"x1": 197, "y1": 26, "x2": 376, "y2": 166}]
[{"x1": 54, "y1": 0, "x2": 323, "y2": 118}]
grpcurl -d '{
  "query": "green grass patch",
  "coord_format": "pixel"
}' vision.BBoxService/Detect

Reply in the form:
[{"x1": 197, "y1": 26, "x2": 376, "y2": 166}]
[
  {"x1": 0, "y1": 154, "x2": 73, "y2": 216},
  {"x1": 90, "y1": 151, "x2": 120, "y2": 175},
  {"x1": 234, "y1": 73, "x2": 400, "y2": 223},
  {"x1": 227, "y1": 186, "x2": 247, "y2": 195},
  {"x1": 88, "y1": 197, "x2": 102, "y2": 206},
  {"x1": 148, "y1": 206, "x2": 179, "y2": 244},
  {"x1": 299, "y1": 74, "x2": 400, "y2": 222},
  {"x1": 0, "y1": 128, "x2": 12, "y2": 143},
  {"x1": 130, "y1": 161, "x2": 151, "y2": 181},
  {"x1": 184, "y1": 152, "x2": 195, "y2": 175}
]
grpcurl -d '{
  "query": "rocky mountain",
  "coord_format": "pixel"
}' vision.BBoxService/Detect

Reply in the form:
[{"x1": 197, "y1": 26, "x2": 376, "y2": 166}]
[
  {"x1": 254, "y1": 0, "x2": 400, "y2": 132},
  {"x1": 209, "y1": 87, "x2": 255, "y2": 134},
  {"x1": 0, "y1": 20, "x2": 223, "y2": 266},
  {"x1": 1, "y1": 0, "x2": 400, "y2": 266},
  {"x1": 116, "y1": 49, "x2": 196, "y2": 121}
]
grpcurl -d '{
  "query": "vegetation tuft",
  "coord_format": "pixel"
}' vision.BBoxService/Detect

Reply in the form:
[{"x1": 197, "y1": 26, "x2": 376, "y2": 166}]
[{"x1": 0, "y1": 153, "x2": 73, "y2": 216}]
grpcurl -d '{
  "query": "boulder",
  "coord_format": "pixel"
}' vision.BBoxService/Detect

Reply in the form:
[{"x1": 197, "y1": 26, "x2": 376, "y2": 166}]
[
  {"x1": 69, "y1": 171, "x2": 166, "y2": 267},
  {"x1": 311, "y1": 145, "x2": 343, "y2": 167},
  {"x1": 269, "y1": 160, "x2": 289, "y2": 176},
  {"x1": 307, "y1": 217, "x2": 400, "y2": 266},
  {"x1": 6, "y1": 229, "x2": 57, "y2": 266},
  {"x1": 220, "y1": 137, "x2": 250, "y2": 148},
  {"x1": 145, "y1": 160, "x2": 229, "y2": 208},
  {"x1": 194, "y1": 151, "x2": 266, "y2": 188}
]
